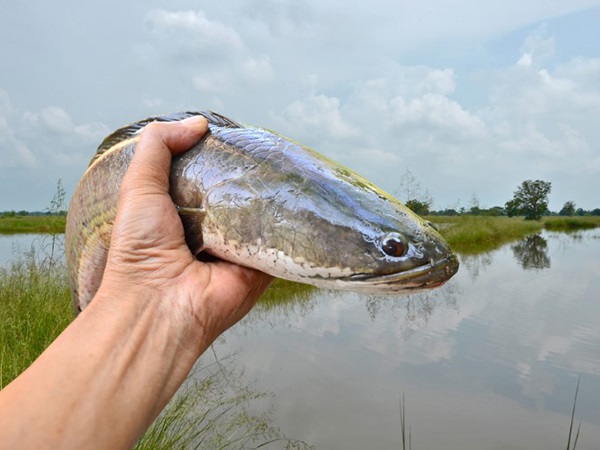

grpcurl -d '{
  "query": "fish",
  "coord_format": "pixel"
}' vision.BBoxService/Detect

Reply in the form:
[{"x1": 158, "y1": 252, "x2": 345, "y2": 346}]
[{"x1": 66, "y1": 111, "x2": 459, "y2": 314}]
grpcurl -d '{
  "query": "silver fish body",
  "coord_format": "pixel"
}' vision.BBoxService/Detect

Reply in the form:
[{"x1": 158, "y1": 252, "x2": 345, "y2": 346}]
[{"x1": 66, "y1": 111, "x2": 458, "y2": 313}]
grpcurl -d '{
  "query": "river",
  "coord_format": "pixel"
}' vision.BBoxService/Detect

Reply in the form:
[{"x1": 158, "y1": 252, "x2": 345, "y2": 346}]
[{"x1": 2, "y1": 230, "x2": 599, "y2": 448}]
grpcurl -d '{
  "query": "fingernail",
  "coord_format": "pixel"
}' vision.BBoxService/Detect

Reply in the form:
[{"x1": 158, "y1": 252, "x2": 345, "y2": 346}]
[{"x1": 181, "y1": 115, "x2": 205, "y2": 127}]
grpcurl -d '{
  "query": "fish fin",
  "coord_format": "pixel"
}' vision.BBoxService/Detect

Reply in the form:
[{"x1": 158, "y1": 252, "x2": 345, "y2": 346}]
[
  {"x1": 175, "y1": 204, "x2": 206, "y2": 256},
  {"x1": 198, "y1": 111, "x2": 243, "y2": 129},
  {"x1": 176, "y1": 205, "x2": 206, "y2": 217},
  {"x1": 90, "y1": 111, "x2": 242, "y2": 167}
]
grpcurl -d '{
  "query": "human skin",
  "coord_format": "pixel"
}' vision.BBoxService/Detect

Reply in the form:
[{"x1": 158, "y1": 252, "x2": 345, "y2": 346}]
[{"x1": 0, "y1": 116, "x2": 273, "y2": 449}]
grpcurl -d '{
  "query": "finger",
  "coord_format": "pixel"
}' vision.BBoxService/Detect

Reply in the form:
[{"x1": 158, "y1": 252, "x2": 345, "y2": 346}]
[{"x1": 124, "y1": 116, "x2": 209, "y2": 196}]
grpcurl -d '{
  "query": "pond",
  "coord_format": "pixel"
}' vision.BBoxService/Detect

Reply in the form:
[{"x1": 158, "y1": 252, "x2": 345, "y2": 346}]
[
  {"x1": 0, "y1": 233, "x2": 63, "y2": 266},
  {"x1": 205, "y1": 230, "x2": 600, "y2": 449},
  {"x1": 2, "y1": 230, "x2": 599, "y2": 448}
]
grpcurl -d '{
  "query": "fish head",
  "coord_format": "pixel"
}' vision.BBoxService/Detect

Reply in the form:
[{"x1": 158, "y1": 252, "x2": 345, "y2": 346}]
[
  {"x1": 332, "y1": 196, "x2": 460, "y2": 293},
  {"x1": 281, "y1": 170, "x2": 459, "y2": 293},
  {"x1": 195, "y1": 146, "x2": 457, "y2": 293}
]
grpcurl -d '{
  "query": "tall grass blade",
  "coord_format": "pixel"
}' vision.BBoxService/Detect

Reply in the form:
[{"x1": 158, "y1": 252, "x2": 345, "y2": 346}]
[
  {"x1": 399, "y1": 394, "x2": 411, "y2": 450},
  {"x1": 566, "y1": 376, "x2": 582, "y2": 450}
]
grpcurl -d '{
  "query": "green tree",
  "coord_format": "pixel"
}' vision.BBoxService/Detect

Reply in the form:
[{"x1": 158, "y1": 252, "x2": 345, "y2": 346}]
[
  {"x1": 559, "y1": 201, "x2": 576, "y2": 216},
  {"x1": 405, "y1": 199, "x2": 430, "y2": 216},
  {"x1": 505, "y1": 180, "x2": 552, "y2": 220}
]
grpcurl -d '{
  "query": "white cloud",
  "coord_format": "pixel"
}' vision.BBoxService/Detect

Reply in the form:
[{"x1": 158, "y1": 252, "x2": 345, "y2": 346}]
[
  {"x1": 387, "y1": 94, "x2": 487, "y2": 140},
  {"x1": 0, "y1": 116, "x2": 36, "y2": 168},
  {"x1": 0, "y1": 90, "x2": 36, "y2": 168},
  {"x1": 242, "y1": 55, "x2": 274, "y2": 83},
  {"x1": 277, "y1": 94, "x2": 359, "y2": 141},
  {"x1": 146, "y1": 9, "x2": 244, "y2": 53},
  {"x1": 0, "y1": 92, "x2": 109, "y2": 171}
]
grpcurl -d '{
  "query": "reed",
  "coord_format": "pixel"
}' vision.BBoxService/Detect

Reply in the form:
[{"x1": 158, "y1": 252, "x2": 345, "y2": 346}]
[
  {"x1": 566, "y1": 377, "x2": 581, "y2": 450},
  {"x1": 0, "y1": 251, "x2": 71, "y2": 388},
  {"x1": 135, "y1": 358, "x2": 315, "y2": 449}
]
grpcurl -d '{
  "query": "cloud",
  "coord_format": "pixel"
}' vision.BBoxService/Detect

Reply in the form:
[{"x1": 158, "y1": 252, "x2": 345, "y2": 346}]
[
  {"x1": 0, "y1": 117, "x2": 36, "y2": 169},
  {"x1": 0, "y1": 92, "x2": 109, "y2": 170},
  {"x1": 144, "y1": 8, "x2": 274, "y2": 100},
  {"x1": 0, "y1": 90, "x2": 36, "y2": 168},
  {"x1": 278, "y1": 94, "x2": 359, "y2": 141},
  {"x1": 146, "y1": 9, "x2": 244, "y2": 55}
]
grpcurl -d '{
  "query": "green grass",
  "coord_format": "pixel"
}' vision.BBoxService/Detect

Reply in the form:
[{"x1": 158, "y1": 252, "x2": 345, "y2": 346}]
[
  {"x1": 429, "y1": 215, "x2": 599, "y2": 254},
  {"x1": 0, "y1": 251, "x2": 71, "y2": 388},
  {"x1": 543, "y1": 216, "x2": 600, "y2": 232},
  {"x1": 430, "y1": 216, "x2": 544, "y2": 254},
  {"x1": 0, "y1": 215, "x2": 66, "y2": 234},
  {"x1": 135, "y1": 358, "x2": 314, "y2": 450}
]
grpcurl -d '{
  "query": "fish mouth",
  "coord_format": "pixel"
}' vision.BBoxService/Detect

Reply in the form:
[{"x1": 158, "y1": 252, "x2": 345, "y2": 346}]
[{"x1": 340, "y1": 253, "x2": 460, "y2": 292}]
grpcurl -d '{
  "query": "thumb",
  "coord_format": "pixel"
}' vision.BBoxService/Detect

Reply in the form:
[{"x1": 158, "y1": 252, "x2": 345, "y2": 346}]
[{"x1": 123, "y1": 116, "x2": 209, "y2": 196}]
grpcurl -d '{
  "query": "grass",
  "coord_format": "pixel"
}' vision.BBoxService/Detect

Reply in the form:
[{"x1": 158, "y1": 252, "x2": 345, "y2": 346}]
[
  {"x1": 566, "y1": 377, "x2": 581, "y2": 450},
  {"x1": 135, "y1": 356, "x2": 314, "y2": 450},
  {"x1": 0, "y1": 214, "x2": 66, "y2": 234},
  {"x1": 399, "y1": 394, "x2": 412, "y2": 450},
  {"x1": 0, "y1": 249, "x2": 71, "y2": 388},
  {"x1": 430, "y1": 216, "x2": 544, "y2": 254},
  {"x1": 543, "y1": 216, "x2": 600, "y2": 232},
  {"x1": 429, "y1": 215, "x2": 600, "y2": 254}
]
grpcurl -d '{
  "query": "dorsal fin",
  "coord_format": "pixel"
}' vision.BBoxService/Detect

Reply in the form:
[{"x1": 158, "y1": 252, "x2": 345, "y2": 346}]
[{"x1": 90, "y1": 110, "x2": 242, "y2": 166}]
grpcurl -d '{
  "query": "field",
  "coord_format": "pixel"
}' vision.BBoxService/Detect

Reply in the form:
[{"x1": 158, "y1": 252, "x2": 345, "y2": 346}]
[{"x1": 0, "y1": 214, "x2": 66, "y2": 234}]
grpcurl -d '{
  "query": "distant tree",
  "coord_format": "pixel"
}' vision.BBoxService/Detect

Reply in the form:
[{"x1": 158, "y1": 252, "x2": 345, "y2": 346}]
[
  {"x1": 575, "y1": 208, "x2": 587, "y2": 217},
  {"x1": 481, "y1": 206, "x2": 506, "y2": 216},
  {"x1": 559, "y1": 201, "x2": 576, "y2": 216},
  {"x1": 505, "y1": 180, "x2": 552, "y2": 220},
  {"x1": 505, "y1": 199, "x2": 521, "y2": 218},
  {"x1": 591, "y1": 208, "x2": 600, "y2": 216},
  {"x1": 405, "y1": 199, "x2": 430, "y2": 216},
  {"x1": 442, "y1": 208, "x2": 459, "y2": 216}
]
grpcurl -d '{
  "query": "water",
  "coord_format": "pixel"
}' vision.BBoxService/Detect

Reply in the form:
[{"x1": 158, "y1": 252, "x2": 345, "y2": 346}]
[
  {"x1": 206, "y1": 230, "x2": 600, "y2": 449},
  {"x1": 0, "y1": 234, "x2": 43, "y2": 265},
  {"x1": 3, "y1": 230, "x2": 599, "y2": 447},
  {"x1": 0, "y1": 233, "x2": 64, "y2": 266}
]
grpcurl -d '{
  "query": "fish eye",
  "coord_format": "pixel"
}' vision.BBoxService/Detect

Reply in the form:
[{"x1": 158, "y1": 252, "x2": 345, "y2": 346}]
[{"x1": 380, "y1": 232, "x2": 408, "y2": 258}]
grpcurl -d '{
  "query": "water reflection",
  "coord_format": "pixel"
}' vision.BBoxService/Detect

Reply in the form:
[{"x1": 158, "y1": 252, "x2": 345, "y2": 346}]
[
  {"x1": 0, "y1": 233, "x2": 64, "y2": 266},
  {"x1": 459, "y1": 252, "x2": 494, "y2": 281},
  {"x1": 140, "y1": 351, "x2": 315, "y2": 449},
  {"x1": 511, "y1": 233, "x2": 551, "y2": 270},
  {"x1": 220, "y1": 229, "x2": 600, "y2": 449}
]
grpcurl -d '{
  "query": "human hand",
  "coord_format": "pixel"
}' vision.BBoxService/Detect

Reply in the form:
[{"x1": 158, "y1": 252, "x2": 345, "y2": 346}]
[
  {"x1": 0, "y1": 115, "x2": 273, "y2": 450},
  {"x1": 98, "y1": 116, "x2": 273, "y2": 350}
]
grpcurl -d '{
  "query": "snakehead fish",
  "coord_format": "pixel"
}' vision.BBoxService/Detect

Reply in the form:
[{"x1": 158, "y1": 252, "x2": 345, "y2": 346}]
[{"x1": 66, "y1": 111, "x2": 459, "y2": 314}]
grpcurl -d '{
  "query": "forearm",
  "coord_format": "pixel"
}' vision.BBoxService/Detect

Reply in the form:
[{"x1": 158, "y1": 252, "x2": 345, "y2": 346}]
[{"x1": 0, "y1": 289, "x2": 206, "y2": 450}]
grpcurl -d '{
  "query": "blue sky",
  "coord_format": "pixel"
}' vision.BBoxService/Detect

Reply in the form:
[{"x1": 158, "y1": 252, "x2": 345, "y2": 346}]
[{"x1": 1, "y1": 0, "x2": 599, "y2": 212}]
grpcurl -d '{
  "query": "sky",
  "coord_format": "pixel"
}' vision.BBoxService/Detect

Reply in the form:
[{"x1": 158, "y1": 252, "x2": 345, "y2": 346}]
[{"x1": 1, "y1": 0, "x2": 599, "y2": 212}]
